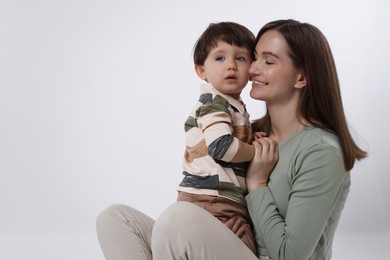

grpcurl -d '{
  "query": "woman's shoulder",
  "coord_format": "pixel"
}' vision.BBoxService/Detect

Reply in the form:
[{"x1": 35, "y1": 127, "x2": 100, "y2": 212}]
[
  {"x1": 284, "y1": 126, "x2": 341, "y2": 153},
  {"x1": 288, "y1": 127, "x2": 346, "y2": 175},
  {"x1": 304, "y1": 126, "x2": 340, "y2": 148}
]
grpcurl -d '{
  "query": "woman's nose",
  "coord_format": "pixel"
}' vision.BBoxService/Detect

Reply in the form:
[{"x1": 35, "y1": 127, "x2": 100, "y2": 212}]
[{"x1": 248, "y1": 61, "x2": 257, "y2": 75}]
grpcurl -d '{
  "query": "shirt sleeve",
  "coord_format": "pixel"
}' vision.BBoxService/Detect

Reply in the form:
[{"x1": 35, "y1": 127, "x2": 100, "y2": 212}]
[
  {"x1": 196, "y1": 96, "x2": 254, "y2": 163},
  {"x1": 245, "y1": 143, "x2": 348, "y2": 260}
]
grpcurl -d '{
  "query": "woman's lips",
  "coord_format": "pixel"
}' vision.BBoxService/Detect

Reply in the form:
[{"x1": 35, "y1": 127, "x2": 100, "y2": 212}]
[{"x1": 252, "y1": 80, "x2": 268, "y2": 87}]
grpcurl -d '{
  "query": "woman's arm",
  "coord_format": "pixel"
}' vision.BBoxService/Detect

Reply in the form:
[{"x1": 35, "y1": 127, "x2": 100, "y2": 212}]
[
  {"x1": 224, "y1": 137, "x2": 278, "y2": 242},
  {"x1": 246, "y1": 144, "x2": 348, "y2": 260}
]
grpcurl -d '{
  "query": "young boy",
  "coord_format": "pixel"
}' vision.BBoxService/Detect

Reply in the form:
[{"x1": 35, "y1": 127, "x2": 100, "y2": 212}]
[{"x1": 177, "y1": 22, "x2": 257, "y2": 254}]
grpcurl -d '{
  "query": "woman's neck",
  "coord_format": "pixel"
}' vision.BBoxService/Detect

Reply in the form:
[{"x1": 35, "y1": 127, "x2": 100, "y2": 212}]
[{"x1": 267, "y1": 105, "x2": 309, "y2": 143}]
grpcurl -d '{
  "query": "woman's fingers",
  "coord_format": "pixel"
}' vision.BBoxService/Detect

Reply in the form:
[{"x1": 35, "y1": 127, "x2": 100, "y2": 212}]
[
  {"x1": 231, "y1": 217, "x2": 242, "y2": 234},
  {"x1": 236, "y1": 226, "x2": 246, "y2": 238},
  {"x1": 251, "y1": 140, "x2": 262, "y2": 159},
  {"x1": 253, "y1": 131, "x2": 267, "y2": 140},
  {"x1": 223, "y1": 216, "x2": 245, "y2": 237},
  {"x1": 247, "y1": 137, "x2": 279, "y2": 191},
  {"x1": 257, "y1": 137, "x2": 279, "y2": 161},
  {"x1": 224, "y1": 216, "x2": 237, "y2": 232}
]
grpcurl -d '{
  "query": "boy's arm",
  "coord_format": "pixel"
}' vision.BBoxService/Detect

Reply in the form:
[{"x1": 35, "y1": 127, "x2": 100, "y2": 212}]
[{"x1": 197, "y1": 98, "x2": 255, "y2": 163}]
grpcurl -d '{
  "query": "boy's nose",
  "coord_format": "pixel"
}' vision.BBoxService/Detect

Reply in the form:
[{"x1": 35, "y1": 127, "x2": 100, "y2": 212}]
[{"x1": 227, "y1": 60, "x2": 237, "y2": 70}]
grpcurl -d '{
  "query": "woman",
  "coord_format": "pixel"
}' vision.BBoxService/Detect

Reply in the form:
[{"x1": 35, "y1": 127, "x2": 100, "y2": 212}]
[
  {"x1": 242, "y1": 19, "x2": 367, "y2": 259},
  {"x1": 97, "y1": 19, "x2": 366, "y2": 260}
]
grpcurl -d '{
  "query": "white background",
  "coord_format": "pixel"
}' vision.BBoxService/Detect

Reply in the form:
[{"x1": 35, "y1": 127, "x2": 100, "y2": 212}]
[{"x1": 1, "y1": 0, "x2": 389, "y2": 259}]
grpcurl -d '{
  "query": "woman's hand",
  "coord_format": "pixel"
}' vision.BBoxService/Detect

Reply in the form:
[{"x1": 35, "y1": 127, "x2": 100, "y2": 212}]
[
  {"x1": 246, "y1": 136, "x2": 279, "y2": 192},
  {"x1": 224, "y1": 216, "x2": 246, "y2": 238},
  {"x1": 253, "y1": 131, "x2": 268, "y2": 140}
]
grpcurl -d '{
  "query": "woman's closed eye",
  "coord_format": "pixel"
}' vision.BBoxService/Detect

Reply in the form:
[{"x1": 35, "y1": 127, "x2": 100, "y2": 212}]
[{"x1": 262, "y1": 57, "x2": 274, "y2": 65}]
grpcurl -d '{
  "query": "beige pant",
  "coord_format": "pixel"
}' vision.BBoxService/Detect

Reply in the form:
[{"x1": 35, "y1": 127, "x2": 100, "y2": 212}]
[
  {"x1": 96, "y1": 204, "x2": 154, "y2": 260},
  {"x1": 96, "y1": 202, "x2": 261, "y2": 260},
  {"x1": 177, "y1": 192, "x2": 257, "y2": 255}
]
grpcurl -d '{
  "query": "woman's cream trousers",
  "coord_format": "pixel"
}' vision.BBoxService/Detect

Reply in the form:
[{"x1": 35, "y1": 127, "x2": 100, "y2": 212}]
[{"x1": 96, "y1": 201, "x2": 262, "y2": 260}]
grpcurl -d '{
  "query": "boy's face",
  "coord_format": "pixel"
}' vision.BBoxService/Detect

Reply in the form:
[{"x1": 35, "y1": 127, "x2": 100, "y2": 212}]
[{"x1": 195, "y1": 41, "x2": 252, "y2": 99}]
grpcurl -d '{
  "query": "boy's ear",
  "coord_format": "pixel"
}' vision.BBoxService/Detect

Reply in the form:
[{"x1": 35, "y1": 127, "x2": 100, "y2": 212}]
[
  {"x1": 294, "y1": 71, "x2": 307, "y2": 89},
  {"x1": 195, "y1": 64, "x2": 207, "y2": 80}
]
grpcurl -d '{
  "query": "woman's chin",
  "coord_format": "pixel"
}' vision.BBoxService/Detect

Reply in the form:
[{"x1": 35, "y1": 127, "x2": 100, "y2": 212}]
[{"x1": 249, "y1": 88, "x2": 267, "y2": 101}]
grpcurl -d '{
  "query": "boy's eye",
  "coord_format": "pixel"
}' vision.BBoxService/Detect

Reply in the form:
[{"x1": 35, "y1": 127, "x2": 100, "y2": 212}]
[
  {"x1": 265, "y1": 60, "x2": 274, "y2": 65},
  {"x1": 236, "y1": 56, "x2": 246, "y2": 61},
  {"x1": 215, "y1": 56, "x2": 225, "y2": 61}
]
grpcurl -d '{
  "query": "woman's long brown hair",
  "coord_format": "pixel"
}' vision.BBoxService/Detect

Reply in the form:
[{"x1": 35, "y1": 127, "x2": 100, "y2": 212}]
[{"x1": 251, "y1": 19, "x2": 367, "y2": 171}]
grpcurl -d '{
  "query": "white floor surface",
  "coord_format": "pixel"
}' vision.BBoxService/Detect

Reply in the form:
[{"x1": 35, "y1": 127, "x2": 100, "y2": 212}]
[{"x1": 1, "y1": 233, "x2": 389, "y2": 260}]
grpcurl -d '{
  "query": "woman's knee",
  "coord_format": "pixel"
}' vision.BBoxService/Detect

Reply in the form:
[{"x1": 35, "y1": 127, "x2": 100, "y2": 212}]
[
  {"x1": 155, "y1": 202, "x2": 199, "y2": 228},
  {"x1": 153, "y1": 201, "x2": 215, "y2": 241},
  {"x1": 96, "y1": 204, "x2": 155, "y2": 236},
  {"x1": 96, "y1": 204, "x2": 128, "y2": 227}
]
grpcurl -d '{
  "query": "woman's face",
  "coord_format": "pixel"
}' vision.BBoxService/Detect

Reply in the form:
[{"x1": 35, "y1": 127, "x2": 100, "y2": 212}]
[{"x1": 248, "y1": 30, "x2": 305, "y2": 104}]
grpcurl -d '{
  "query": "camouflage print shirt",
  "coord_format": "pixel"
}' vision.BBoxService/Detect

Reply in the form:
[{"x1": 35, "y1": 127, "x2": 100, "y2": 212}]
[{"x1": 178, "y1": 83, "x2": 254, "y2": 204}]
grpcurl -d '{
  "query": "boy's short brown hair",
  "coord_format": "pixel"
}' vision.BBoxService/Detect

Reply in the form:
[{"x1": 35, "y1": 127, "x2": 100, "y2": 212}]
[{"x1": 193, "y1": 22, "x2": 255, "y2": 66}]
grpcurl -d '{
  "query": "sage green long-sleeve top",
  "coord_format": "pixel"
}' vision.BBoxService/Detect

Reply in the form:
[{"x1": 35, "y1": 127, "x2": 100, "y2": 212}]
[{"x1": 246, "y1": 126, "x2": 351, "y2": 260}]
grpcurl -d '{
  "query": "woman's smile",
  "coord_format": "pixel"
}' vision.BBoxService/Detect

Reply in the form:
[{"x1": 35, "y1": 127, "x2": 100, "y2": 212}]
[{"x1": 251, "y1": 80, "x2": 268, "y2": 87}]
